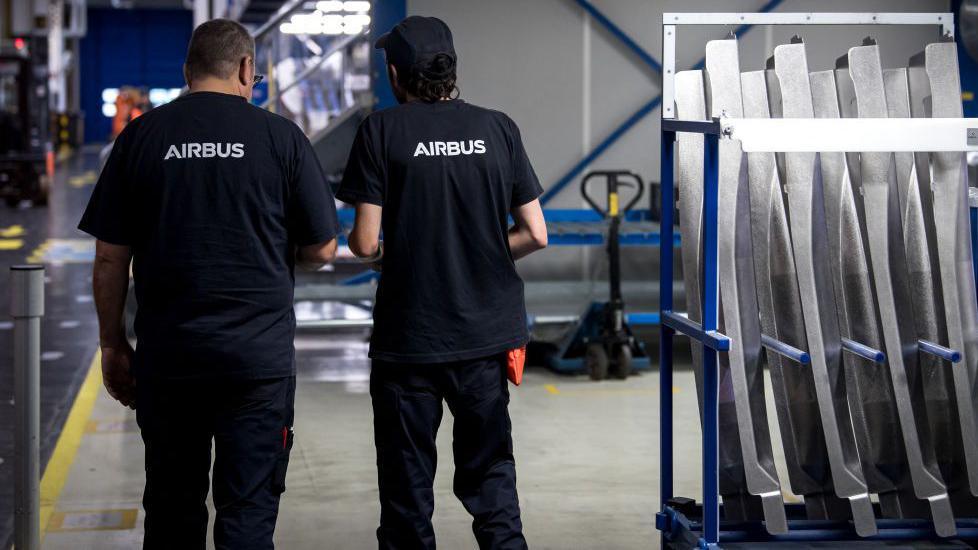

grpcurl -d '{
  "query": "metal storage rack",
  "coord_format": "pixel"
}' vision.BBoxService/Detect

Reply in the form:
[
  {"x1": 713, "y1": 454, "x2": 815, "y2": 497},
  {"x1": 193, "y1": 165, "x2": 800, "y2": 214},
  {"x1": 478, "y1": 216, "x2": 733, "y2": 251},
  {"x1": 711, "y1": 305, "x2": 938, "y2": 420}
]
[{"x1": 656, "y1": 12, "x2": 978, "y2": 549}]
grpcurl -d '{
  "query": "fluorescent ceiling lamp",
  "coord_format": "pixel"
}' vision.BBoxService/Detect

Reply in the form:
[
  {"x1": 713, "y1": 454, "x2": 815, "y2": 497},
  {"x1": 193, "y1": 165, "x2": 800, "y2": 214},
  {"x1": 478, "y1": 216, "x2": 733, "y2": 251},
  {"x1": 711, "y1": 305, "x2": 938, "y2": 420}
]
[
  {"x1": 344, "y1": 13, "x2": 370, "y2": 26},
  {"x1": 101, "y1": 87, "x2": 119, "y2": 103},
  {"x1": 342, "y1": 1, "x2": 370, "y2": 12},
  {"x1": 316, "y1": 0, "x2": 343, "y2": 11}
]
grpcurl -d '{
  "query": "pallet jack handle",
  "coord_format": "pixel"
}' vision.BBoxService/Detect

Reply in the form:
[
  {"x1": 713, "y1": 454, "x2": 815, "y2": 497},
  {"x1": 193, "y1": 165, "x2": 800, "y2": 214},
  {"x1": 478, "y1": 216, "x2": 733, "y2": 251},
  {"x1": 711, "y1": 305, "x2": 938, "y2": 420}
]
[{"x1": 580, "y1": 170, "x2": 645, "y2": 218}]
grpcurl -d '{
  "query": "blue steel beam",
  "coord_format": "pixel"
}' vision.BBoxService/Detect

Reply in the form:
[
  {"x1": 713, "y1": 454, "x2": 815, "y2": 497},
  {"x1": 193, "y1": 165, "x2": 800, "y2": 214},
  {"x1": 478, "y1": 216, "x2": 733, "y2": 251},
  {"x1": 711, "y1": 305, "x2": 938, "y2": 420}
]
[
  {"x1": 540, "y1": 96, "x2": 661, "y2": 204},
  {"x1": 573, "y1": 0, "x2": 662, "y2": 73},
  {"x1": 542, "y1": 0, "x2": 786, "y2": 206}
]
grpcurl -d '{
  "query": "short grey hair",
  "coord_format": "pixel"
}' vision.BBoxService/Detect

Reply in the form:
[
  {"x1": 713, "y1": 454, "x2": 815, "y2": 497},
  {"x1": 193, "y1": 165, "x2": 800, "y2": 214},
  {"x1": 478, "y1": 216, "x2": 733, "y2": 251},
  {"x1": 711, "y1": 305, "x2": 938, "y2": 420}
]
[{"x1": 184, "y1": 19, "x2": 255, "y2": 82}]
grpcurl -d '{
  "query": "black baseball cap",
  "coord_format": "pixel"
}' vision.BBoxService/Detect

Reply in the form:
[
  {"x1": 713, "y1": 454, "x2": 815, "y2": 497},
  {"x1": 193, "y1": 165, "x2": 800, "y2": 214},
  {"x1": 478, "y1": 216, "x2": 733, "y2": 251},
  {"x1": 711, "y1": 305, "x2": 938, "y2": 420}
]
[{"x1": 375, "y1": 16, "x2": 456, "y2": 70}]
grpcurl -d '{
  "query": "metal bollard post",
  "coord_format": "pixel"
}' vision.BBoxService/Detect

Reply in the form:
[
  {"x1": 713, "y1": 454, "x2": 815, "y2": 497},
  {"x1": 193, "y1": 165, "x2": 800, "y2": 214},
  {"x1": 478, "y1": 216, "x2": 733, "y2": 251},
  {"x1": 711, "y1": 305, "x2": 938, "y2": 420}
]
[{"x1": 11, "y1": 265, "x2": 44, "y2": 550}]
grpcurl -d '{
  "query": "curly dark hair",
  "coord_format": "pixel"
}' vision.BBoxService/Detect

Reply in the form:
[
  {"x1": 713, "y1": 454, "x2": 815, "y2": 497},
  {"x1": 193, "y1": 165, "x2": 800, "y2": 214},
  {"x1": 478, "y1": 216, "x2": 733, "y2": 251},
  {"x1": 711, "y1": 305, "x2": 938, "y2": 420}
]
[{"x1": 397, "y1": 53, "x2": 460, "y2": 102}]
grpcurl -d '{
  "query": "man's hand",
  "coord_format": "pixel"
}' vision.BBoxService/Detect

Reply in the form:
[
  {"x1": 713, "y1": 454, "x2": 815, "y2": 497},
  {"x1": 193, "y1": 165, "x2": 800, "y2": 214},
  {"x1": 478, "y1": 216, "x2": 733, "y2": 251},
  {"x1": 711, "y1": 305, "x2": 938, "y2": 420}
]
[{"x1": 101, "y1": 342, "x2": 136, "y2": 409}]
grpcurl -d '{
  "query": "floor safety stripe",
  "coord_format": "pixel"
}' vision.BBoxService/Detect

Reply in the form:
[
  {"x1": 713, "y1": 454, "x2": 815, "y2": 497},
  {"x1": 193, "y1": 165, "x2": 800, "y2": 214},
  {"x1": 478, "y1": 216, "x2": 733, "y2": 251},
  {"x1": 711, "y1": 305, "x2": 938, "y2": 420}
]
[{"x1": 39, "y1": 350, "x2": 102, "y2": 540}]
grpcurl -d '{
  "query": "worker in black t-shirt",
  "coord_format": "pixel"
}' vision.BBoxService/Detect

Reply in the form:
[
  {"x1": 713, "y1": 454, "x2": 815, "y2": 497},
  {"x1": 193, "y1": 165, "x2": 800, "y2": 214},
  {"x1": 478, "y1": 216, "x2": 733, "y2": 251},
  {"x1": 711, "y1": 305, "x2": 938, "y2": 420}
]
[
  {"x1": 79, "y1": 19, "x2": 339, "y2": 549},
  {"x1": 337, "y1": 16, "x2": 547, "y2": 550}
]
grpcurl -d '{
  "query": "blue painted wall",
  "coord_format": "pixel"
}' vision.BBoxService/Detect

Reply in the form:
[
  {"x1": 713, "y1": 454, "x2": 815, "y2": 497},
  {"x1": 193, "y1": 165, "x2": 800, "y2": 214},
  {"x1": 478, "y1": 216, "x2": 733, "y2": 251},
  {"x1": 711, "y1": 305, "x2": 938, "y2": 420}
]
[
  {"x1": 80, "y1": 8, "x2": 193, "y2": 143},
  {"x1": 369, "y1": 0, "x2": 407, "y2": 110},
  {"x1": 954, "y1": 0, "x2": 978, "y2": 117}
]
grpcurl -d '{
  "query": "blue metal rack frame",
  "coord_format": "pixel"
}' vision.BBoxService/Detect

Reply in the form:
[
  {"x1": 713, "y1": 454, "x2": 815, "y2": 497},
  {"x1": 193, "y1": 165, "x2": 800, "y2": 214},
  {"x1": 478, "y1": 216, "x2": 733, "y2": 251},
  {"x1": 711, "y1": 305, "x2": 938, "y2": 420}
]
[
  {"x1": 656, "y1": 116, "x2": 978, "y2": 550},
  {"x1": 656, "y1": 13, "x2": 972, "y2": 548}
]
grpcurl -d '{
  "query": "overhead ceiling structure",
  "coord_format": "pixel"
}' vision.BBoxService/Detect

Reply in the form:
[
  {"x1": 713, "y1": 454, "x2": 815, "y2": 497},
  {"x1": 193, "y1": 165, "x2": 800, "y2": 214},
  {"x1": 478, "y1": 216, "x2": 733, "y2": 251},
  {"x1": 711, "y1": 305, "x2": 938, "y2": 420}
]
[{"x1": 239, "y1": 0, "x2": 290, "y2": 25}]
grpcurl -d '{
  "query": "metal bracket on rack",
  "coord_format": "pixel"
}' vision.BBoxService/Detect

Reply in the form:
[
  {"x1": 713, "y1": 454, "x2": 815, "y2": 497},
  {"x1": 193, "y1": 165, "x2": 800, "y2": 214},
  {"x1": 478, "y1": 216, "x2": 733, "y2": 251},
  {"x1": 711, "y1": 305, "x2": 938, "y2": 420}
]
[
  {"x1": 840, "y1": 338, "x2": 886, "y2": 364},
  {"x1": 661, "y1": 310, "x2": 731, "y2": 351}
]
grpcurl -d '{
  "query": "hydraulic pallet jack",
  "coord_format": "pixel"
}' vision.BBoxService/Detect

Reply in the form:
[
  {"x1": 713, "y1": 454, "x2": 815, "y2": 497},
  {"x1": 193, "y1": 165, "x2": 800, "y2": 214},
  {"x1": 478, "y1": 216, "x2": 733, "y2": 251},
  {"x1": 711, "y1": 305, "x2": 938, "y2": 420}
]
[{"x1": 536, "y1": 170, "x2": 651, "y2": 380}]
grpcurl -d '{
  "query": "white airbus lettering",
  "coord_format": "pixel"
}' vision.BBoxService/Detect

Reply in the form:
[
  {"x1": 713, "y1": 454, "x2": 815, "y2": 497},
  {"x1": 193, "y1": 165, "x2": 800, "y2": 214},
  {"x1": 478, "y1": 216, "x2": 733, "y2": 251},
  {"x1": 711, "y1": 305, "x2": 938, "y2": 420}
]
[
  {"x1": 163, "y1": 142, "x2": 246, "y2": 160},
  {"x1": 413, "y1": 140, "x2": 487, "y2": 157}
]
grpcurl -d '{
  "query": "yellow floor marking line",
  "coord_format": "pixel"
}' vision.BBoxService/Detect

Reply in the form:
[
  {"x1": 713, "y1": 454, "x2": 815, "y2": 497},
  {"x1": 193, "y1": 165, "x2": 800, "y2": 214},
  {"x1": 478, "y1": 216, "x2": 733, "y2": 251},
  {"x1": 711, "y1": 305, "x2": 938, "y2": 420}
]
[
  {"x1": 0, "y1": 224, "x2": 25, "y2": 237},
  {"x1": 40, "y1": 350, "x2": 102, "y2": 539},
  {"x1": 26, "y1": 240, "x2": 52, "y2": 263},
  {"x1": 543, "y1": 384, "x2": 561, "y2": 395},
  {"x1": 68, "y1": 171, "x2": 97, "y2": 188},
  {"x1": 0, "y1": 239, "x2": 24, "y2": 251},
  {"x1": 27, "y1": 238, "x2": 95, "y2": 264}
]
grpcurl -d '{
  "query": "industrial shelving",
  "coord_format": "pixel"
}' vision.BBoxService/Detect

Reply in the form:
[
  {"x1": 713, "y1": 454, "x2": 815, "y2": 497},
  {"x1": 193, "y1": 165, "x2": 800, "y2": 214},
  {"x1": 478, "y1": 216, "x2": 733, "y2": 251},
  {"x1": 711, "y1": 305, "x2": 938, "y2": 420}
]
[{"x1": 656, "y1": 12, "x2": 978, "y2": 549}]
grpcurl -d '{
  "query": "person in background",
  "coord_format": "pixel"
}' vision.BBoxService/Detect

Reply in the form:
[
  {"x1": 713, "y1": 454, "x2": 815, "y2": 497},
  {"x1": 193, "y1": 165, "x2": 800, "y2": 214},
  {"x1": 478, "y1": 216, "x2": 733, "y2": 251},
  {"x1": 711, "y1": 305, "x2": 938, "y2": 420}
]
[
  {"x1": 79, "y1": 19, "x2": 339, "y2": 549},
  {"x1": 337, "y1": 15, "x2": 547, "y2": 550}
]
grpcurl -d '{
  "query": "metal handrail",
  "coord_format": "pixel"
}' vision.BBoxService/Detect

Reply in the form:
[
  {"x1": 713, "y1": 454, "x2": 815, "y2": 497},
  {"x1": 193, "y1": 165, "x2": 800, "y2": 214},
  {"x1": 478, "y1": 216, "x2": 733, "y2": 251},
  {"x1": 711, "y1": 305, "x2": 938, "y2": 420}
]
[
  {"x1": 259, "y1": 31, "x2": 365, "y2": 109},
  {"x1": 251, "y1": 0, "x2": 305, "y2": 41}
]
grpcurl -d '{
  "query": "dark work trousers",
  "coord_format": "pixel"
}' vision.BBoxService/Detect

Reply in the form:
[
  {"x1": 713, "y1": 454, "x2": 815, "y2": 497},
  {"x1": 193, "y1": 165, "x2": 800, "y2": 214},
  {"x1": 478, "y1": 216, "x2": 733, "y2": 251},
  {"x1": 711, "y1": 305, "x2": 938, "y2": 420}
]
[
  {"x1": 371, "y1": 355, "x2": 528, "y2": 550},
  {"x1": 135, "y1": 375, "x2": 296, "y2": 550}
]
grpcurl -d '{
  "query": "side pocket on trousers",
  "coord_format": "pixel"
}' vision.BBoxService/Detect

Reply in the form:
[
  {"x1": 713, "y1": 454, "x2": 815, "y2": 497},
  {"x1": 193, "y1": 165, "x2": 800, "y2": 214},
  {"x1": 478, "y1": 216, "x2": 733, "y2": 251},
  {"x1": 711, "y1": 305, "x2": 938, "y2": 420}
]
[{"x1": 272, "y1": 426, "x2": 294, "y2": 494}]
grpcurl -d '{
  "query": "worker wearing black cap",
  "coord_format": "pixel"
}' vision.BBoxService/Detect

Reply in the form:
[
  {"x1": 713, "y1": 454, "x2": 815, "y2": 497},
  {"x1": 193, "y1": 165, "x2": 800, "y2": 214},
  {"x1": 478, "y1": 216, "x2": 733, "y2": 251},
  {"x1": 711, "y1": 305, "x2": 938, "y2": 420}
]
[{"x1": 337, "y1": 15, "x2": 547, "y2": 550}]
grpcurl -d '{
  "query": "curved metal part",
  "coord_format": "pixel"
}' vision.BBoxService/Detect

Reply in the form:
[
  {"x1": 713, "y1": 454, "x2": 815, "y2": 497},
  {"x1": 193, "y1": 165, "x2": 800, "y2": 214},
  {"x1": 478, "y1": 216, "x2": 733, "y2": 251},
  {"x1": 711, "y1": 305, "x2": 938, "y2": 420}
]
[
  {"x1": 901, "y1": 62, "x2": 970, "y2": 512},
  {"x1": 812, "y1": 66, "x2": 906, "y2": 510},
  {"x1": 675, "y1": 69, "x2": 758, "y2": 521},
  {"x1": 705, "y1": 38, "x2": 786, "y2": 534},
  {"x1": 846, "y1": 43, "x2": 955, "y2": 536},
  {"x1": 885, "y1": 64, "x2": 973, "y2": 517},
  {"x1": 826, "y1": 59, "x2": 926, "y2": 521},
  {"x1": 920, "y1": 41, "x2": 978, "y2": 500},
  {"x1": 742, "y1": 68, "x2": 844, "y2": 522},
  {"x1": 772, "y1": 39, "x2": 877, "y2": 537}
]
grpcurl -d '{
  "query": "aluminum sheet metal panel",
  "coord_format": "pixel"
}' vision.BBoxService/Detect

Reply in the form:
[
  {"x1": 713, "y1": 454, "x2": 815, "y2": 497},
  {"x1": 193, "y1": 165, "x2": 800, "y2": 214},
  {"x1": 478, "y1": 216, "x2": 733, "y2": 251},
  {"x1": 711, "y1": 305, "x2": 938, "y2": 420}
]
[
  {"x1": 905, "y1": 49, "x2": 978, "y2": 515},
  {"x1": 674, "y1": 69, "x2": 763, "y2": 521},
  {"x1": 844, "y1": 42, "x2": 956, "y2": 536},
  {"x1": 810, "y1": 66, "x2": 913, "y2": 519},
  {"x1": 911, "y1": 40, "x2": 978, "y2": 504},
  {"x1": 744, "y1": 67, "x2": 849, "y2": 521},
  {"x1": 704, "y1": 37, "x2": 787, "y2": 534},
  {"x1": 825, "y1": 57, "x2": 929, "y2": 521},
  {"x1": 771, "y1": 38, "x2": 877, "y2": 537}
]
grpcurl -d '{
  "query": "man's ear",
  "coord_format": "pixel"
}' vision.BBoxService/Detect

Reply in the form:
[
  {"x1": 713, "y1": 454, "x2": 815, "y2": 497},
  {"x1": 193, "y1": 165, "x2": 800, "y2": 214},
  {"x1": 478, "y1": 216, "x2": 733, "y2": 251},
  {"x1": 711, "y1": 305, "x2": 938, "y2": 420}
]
[
  {"x1": 183, "y1": 64, "x2": 191, "y2": 87},
  {"x1": 238, "y1": 56, "x2": 251, "y2": 87}
]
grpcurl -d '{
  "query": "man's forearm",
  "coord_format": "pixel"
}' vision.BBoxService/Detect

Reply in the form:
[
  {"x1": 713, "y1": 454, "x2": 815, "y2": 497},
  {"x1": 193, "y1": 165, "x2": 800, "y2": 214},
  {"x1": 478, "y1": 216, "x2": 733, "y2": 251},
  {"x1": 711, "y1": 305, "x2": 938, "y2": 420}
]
[
  {"x1": 508, "y1": 225, "x2": 546, "y2": 260},
  {"x1": 93, "y1": 244, "x2": 132, "y2": 347}
]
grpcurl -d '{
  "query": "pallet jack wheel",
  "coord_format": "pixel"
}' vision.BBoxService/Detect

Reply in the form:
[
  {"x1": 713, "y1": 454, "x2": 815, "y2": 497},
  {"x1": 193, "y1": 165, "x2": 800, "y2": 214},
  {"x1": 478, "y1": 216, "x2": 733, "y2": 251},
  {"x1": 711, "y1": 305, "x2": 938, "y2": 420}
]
[
  {"x1": 612, "y1": 344, "x2": 632, "y2": 380},
  {"x1": 586, "y1": 343, "x2": 609, "y2": 381}
]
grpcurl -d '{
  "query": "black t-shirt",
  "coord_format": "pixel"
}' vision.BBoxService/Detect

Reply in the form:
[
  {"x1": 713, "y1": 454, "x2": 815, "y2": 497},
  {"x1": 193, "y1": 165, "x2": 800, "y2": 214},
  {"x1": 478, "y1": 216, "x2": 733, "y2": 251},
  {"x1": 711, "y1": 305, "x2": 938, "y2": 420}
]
[
  {"x1": 337, "y1": 99, "x2": 543, "y2": 363},
  {"x1": 79, "y1": 91, "x2": 339, "y2": 380}
]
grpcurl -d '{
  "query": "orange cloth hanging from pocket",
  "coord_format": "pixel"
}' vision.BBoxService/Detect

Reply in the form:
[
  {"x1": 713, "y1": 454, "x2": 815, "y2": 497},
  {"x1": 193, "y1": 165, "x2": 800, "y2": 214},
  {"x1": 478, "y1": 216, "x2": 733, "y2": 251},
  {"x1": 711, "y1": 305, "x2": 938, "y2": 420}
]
[{"x1": 507, "y1": 346, "x2": 526, "y2": 386}]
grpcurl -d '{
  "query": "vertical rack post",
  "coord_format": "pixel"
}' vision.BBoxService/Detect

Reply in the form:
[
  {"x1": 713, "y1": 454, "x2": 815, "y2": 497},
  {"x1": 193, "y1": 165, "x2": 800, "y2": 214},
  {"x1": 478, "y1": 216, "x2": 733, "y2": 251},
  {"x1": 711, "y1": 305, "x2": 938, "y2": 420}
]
[
  {"x1": 11, "y1": 264, "x2": 44, "y2": 550},
  {"x1": 970, "y1": 195, "x2": 978, "y2": 299},
  {"x1": 701, "y1": 134, "x2": 721, "y2": 547},
  {"x1": 659, "y1": 129, "x2": 676, "y2": 520}
]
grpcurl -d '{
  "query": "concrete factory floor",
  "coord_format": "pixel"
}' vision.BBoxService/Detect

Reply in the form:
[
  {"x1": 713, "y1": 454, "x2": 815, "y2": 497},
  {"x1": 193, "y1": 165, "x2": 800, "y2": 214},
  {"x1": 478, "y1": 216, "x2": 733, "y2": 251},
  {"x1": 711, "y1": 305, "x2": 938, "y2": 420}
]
[{"x1": 40, "y1": 335, "x2": 710, "y2": 550}]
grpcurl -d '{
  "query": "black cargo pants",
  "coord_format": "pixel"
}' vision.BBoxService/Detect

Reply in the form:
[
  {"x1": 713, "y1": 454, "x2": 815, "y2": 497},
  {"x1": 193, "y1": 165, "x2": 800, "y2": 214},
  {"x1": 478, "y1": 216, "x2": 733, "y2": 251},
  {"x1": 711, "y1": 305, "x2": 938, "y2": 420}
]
[
  {"x1": 370, "y1": 355, "x2": 528, "y2": 550},
  {"x1": 135, "y1": 375, "x2": 296, "y2": 550}
]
